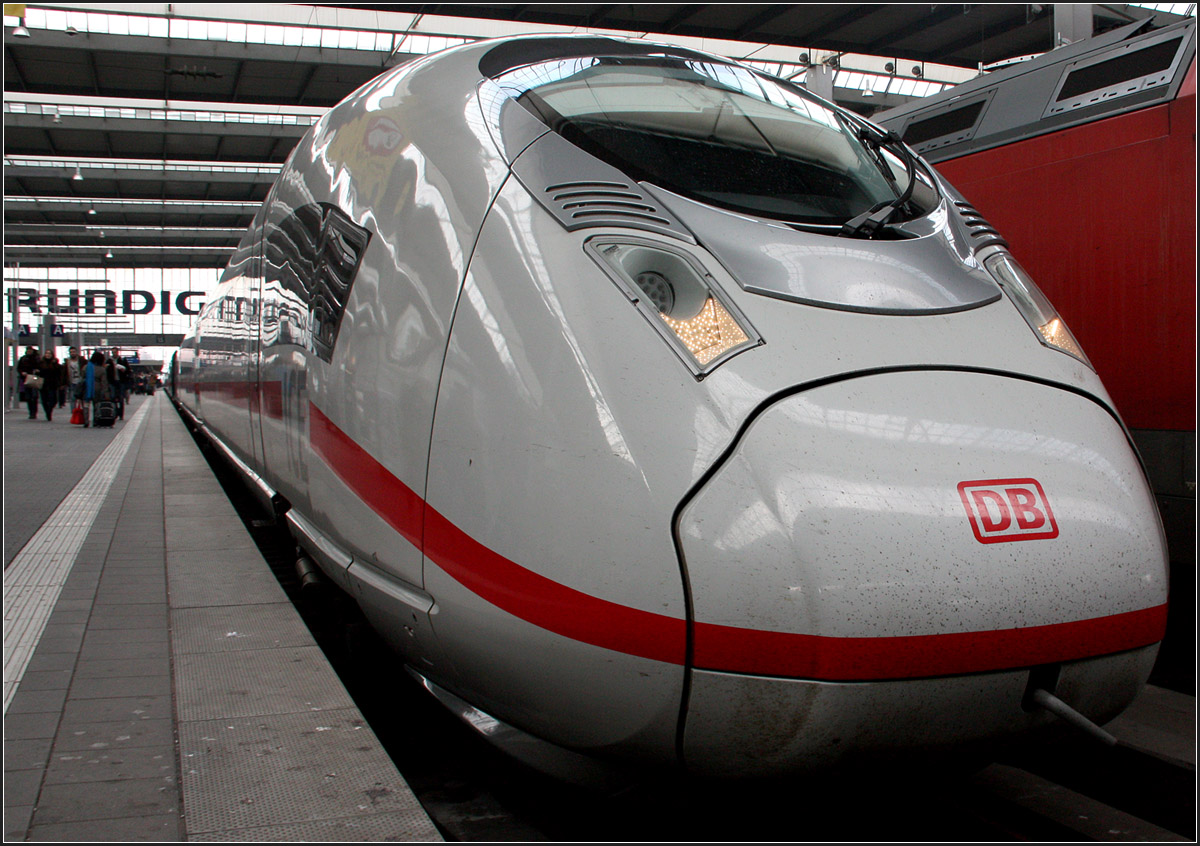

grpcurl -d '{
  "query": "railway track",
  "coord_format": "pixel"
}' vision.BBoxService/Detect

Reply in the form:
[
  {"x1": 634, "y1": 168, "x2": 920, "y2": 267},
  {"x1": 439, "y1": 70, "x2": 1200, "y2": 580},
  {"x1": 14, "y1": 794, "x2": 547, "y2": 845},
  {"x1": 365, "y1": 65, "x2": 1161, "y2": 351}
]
[{"x1": 195, "y1": 419, "x2": 1196, "y2": 842}]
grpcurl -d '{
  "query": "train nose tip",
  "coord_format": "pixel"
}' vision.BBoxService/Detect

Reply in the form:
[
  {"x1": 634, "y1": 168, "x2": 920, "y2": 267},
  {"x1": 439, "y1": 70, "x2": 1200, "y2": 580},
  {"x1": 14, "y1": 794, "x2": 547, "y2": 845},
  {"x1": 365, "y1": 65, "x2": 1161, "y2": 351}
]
[{"x1": 676, "y1": 370, "x2": 1167, "y2": 775}]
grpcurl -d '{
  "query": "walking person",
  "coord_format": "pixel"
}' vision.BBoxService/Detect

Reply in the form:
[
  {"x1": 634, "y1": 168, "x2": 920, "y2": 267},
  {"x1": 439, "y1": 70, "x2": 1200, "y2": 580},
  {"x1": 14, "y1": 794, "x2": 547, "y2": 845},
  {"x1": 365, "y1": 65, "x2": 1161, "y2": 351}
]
[
  {"x1": 85, "y1": 350, "x2": 111, "y2": 428},
  {"x1": 17, "y1": 345, "x2": 41, "y2": 419},
  {"x1": 104, "y1": 351, "x2": 124, "y2": 420},
  {"x1": 64, "y1": 345, "x2": 85, "y2": 407},
  {"x1": 36, "y1": 349, "x2": 63, "y2": 422},
  {"x1": 113, "y1": 349, "x2": 133, "y2": 419}
]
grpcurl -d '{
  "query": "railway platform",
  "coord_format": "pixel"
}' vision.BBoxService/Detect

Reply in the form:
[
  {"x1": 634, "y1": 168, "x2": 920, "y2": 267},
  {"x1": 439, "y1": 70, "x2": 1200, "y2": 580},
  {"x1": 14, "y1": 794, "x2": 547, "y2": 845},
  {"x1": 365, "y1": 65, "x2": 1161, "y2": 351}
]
[{"x1": 3, "y1": 392, "x2": 442, "y2": 841}]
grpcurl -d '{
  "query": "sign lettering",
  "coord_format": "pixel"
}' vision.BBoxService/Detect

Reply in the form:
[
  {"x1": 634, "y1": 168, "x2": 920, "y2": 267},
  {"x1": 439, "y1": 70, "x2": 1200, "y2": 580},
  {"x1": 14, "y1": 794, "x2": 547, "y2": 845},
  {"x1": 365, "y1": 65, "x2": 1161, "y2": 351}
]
[{"x1": 958, "y1": 478, "x2": 1058, "y2": 544}]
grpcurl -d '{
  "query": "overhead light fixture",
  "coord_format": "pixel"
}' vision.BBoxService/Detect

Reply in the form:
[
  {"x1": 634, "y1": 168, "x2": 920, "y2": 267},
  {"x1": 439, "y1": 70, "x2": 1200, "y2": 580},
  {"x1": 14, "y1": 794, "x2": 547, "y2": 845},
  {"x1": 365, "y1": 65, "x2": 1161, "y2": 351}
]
[
  {"x1": 87, "y1": 205, "x2": 97, "y2": 215},
  {"x1": 72, "y1": 166, "x2": 83, "y2": 181},
  {"x1": 885, "y1": 62, "x2": 896, "y2": 74},
  {"x1": 66, "y1": 25, "x2": 78, "y2": 36},
  {"x1": 105, "y1": 249, "x2": 113, "y2": 259},
  {"x1": 862, "y1": 87, "x2": 874, "y2": 97},
  {"x1": 913, "y1": 65, "x2": 923, "y2": 78},
  {"x1": 12, "y1": 18, "x2": 31, "y2": 38}
]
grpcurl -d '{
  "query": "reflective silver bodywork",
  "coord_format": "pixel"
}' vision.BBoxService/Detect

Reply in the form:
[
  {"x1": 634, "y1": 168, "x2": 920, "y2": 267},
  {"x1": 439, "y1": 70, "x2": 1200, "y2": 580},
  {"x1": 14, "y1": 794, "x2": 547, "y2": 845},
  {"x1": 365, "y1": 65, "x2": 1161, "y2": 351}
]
[{"x1": 176, "y1": 35, "x2": 1169, "y2": 779}]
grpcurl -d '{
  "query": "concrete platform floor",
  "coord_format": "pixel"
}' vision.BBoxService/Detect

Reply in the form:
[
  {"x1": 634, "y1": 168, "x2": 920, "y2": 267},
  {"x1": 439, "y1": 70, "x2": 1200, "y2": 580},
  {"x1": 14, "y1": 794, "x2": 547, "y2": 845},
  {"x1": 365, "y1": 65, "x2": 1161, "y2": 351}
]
[{"x1": 3, "y1": 393, "x2": 442, "y2": 841}]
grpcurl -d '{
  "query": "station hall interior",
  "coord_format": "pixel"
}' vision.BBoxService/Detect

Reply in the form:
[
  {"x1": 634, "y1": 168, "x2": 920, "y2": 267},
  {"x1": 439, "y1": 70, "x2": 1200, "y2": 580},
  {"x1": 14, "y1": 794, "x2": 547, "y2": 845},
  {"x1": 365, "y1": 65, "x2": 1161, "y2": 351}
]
[{"x1": 3, "y1": 3, "x2": 1197, "y2": 842}]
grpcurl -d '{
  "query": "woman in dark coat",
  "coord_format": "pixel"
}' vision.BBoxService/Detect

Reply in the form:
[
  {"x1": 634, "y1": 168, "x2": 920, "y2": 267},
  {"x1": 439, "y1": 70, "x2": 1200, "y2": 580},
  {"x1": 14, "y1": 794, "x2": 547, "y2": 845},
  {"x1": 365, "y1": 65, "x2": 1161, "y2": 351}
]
[
  {"x1": 35, "y1": 349, "x2": 63, "y2": 422},
  {"x1": 17, "y1": 346, "x2": 41, "y2": 419}
]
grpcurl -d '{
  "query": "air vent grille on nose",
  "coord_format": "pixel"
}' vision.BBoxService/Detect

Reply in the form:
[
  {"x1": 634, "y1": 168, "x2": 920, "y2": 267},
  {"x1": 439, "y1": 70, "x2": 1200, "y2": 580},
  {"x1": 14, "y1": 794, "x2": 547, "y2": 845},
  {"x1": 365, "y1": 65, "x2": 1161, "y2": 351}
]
[
  {"x1": 510, "y1": 131, "x2": 694, "y2": 242},
  {"x1": 954, "y1": 200, "x2": 1008, "y2": 250},
  {"x1": 545, "y1": 181, "x2": 674, "y2": 228}
]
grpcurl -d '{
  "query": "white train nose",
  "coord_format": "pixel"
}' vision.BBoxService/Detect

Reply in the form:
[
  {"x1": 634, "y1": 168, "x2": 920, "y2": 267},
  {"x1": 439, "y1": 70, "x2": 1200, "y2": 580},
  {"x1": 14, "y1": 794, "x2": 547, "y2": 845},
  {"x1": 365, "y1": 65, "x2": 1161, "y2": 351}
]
[{"x1": 677, "y1": 370, "x2": 1167, "y2": 775}]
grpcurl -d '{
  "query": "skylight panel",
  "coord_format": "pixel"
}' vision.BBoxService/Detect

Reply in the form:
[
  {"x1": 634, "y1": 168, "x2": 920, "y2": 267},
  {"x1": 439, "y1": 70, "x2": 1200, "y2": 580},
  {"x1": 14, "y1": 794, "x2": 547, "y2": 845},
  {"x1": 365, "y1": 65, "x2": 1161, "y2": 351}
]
[
  {"x1": 1128, "y1": 3, "x2": 1196, "y2": 15},
  {"x1": 6, "y1": 4, "x2": 975, "y2": 100}
]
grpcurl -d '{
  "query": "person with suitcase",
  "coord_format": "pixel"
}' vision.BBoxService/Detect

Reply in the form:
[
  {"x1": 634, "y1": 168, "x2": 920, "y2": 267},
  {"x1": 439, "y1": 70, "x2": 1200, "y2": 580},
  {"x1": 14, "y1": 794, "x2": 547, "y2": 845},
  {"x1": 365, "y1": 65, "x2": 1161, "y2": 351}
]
[{"x1": 85, "y1": 350, "x2": 116, "y2": 428}]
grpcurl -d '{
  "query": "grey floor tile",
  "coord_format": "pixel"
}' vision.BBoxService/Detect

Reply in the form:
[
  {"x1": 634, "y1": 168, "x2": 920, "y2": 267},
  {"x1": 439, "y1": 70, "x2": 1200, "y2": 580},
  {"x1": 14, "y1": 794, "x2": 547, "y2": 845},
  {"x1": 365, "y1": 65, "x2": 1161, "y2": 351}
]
[
  {"x1": 4, "y1": 712, "x2": 62, "y2": 740},
  {"x1": 84, "y1": 614, "x2": 169, "y2": 630},
  {"x1": 82, "y1": 628, "x2": 168, "y2": 645},
  {"x1": 170, "y1": 604, "x2": 312, "y2": 655},
  {"x1": 67, "y1": 674, "x2": 171, "y2": 700},
  {"x1": 73, "y1": 657, "x2": 171, "y2": 679},
  {"x1": 37, "y1": 623, "x2": 86, "y2": 642},
  {"x1": 185, "y1": 811, "x2": 444, "y2": 841},
  {"x1": 4, "y1": 738, "x2": 53, "y2": 772},
  {"x1": 31, "y1": 776, "x2": 180, "y2": 824},
  {"x1": 5, "y1": 687, "x2": 69, "y2": 715},
  {"x1": 78, "y1": 640, "x2": 169, "y2": 661},
  {"x1": 174, "y1": 647, "x2": 353, "y2": 721},
  {"x1": 44, "y1": 745, "x2": 177, "y2": 785},
  {"x1": 44, "y1": 609, "x2": 90, "y2": 626},
  {"x1": 4, "y1": 804, "x2": 33, "y2": 841},
  {"x1": 29, "y1": 634, "x2": 85, "y2": 654},
  {"x1": 60, "y1": 694, "x2": 173, "y2": 726},
  {"x1": 27, "y1": 813, "x2": 181, "y2": 841},
  {"x1": 22, "y1": 651, "x2": 78, "y2": 673},
  {"x1": 13, "y1": 670, "x2": 73, "y2": 692},
  {"x1": 32, "y1": 634, "x2": 90, "y2": 657},
  {"x1": 53, "y1": 718, "x2": 174, "y2": 753},
  {"x1": 167, "y1": 567, "x2": 286, "y2": 608},
  {"x1": 46, "y1": 599, "x2": 94, "y2": 612},
  {"x1": 92, "y1": 589, "x2": 168, "y2": 605},
  {"x1": 3, "y1": 767, "x2": 44, "y2": 808},
  {"x1": 178, "y1": 710, "x2": 423, "y2": 835}
]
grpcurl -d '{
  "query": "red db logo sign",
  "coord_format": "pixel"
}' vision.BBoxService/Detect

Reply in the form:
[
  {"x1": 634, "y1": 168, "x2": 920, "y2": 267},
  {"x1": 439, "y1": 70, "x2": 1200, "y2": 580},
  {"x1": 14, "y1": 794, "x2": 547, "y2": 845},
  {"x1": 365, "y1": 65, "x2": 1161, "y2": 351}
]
[{"x1": 957, "y1": 478, "x2": 1058, "y2": 544}]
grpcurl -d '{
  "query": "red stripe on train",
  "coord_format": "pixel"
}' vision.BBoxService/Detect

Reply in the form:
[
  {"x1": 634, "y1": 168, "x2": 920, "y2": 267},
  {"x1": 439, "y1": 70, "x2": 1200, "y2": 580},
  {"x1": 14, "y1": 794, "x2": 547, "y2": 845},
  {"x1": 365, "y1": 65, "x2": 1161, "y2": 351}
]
[
  {"x1": 308, "y1": 401, "x2": 1167, "y2": 679},
  {"x1": 309, "y1": 402, "x2": 424, "y2": 551},
  {"x1": 692, "y1": 605, "x2": 1167, "y2": 680}
]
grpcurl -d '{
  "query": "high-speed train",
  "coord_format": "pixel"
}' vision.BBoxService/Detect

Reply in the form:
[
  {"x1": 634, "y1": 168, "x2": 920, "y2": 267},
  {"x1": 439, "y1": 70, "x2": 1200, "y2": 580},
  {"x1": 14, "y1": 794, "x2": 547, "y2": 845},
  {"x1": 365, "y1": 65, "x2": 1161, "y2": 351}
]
[{"x1": 173, "y1": 35, "x2": 1169, "y2": 780}]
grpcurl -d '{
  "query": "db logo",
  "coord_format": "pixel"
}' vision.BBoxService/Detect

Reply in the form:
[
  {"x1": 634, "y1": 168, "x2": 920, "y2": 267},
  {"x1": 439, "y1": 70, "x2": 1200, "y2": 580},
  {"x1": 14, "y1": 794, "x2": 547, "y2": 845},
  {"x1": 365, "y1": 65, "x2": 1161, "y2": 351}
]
[{"x1": 957, "y1": 478, "x2": 1058, "y2": 544}]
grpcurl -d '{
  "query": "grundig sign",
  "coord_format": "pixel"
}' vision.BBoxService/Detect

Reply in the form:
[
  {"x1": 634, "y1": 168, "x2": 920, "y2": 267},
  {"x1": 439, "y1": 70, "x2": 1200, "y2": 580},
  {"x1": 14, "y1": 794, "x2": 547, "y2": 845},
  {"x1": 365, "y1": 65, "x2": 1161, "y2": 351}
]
[{"x1": 6, "y1": 287, "x2": 206, "y2": 316}]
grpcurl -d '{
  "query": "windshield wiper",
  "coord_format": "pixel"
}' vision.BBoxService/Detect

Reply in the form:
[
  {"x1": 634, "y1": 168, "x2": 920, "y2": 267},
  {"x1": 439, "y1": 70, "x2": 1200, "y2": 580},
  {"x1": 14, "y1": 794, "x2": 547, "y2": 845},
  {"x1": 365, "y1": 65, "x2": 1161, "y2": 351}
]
[{"x1": 840, "y1": 127, "x2": 917, "y2": 238}]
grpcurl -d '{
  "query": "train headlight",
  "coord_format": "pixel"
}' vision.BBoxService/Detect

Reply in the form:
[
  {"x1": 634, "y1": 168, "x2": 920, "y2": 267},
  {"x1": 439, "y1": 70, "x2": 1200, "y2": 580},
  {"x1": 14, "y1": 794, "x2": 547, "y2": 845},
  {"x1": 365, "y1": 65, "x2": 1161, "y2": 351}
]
[
  {"x1": 586, "y1": 237, "x2": 761, "y2": 377},
  {"x1": 983, "y1": 251, "x2": 1092, "y2": 369}
]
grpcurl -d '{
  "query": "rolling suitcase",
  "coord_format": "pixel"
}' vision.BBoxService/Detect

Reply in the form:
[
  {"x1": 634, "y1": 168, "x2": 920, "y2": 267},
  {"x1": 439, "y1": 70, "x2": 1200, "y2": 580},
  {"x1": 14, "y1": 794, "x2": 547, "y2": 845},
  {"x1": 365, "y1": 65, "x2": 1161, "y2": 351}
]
[{"x1": 93, "y1": 400, "x2": 117, "y2": 428}]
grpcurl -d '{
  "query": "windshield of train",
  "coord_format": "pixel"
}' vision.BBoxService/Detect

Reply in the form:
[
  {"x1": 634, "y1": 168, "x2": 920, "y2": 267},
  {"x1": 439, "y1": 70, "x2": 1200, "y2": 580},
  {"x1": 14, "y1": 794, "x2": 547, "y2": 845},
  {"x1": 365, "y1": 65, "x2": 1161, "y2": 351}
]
[{"x1": 493, "y1": 55, "x2": 936, "y2": 228}]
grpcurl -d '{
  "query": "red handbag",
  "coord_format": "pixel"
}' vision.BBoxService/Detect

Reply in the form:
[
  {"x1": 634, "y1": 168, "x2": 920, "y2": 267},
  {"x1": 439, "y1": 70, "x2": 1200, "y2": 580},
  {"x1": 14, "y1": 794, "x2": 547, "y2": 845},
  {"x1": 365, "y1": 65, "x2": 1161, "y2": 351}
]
[{"x1": 70, "y1": 404, "x2": 84, "y2": 425}]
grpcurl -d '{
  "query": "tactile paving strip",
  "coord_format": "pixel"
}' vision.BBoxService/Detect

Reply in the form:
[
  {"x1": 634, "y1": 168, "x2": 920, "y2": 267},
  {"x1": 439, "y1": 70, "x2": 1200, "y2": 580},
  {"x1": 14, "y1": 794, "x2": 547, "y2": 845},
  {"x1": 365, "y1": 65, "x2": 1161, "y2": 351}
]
[{"x1": 3, "y1": 400, "x2": 152, "y2": 713}]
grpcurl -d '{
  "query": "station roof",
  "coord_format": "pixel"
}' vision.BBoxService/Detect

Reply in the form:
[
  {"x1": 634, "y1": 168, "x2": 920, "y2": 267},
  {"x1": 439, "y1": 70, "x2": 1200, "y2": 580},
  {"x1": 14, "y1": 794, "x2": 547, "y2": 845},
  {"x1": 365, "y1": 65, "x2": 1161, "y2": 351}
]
[
  {"x1": 340, "y1": 3, "x2": 1183, "y2": 69},
  {"x1": 4, "y1": 3, "x2": 1194, "y2": 269}
]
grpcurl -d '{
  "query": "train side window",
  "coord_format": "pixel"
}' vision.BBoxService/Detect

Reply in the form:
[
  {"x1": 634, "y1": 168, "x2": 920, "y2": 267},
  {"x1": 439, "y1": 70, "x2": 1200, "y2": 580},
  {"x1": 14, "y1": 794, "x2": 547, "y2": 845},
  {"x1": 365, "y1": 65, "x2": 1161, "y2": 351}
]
[
  {"x1": 264, "y1": 202, "x2": 370, "y2": 362},
  {"x1": 312, "y1": 208, "x2": 370, "y2": 362},
  {"x1": 271, "y1": 204, "x2": 324, "y2": 299}
]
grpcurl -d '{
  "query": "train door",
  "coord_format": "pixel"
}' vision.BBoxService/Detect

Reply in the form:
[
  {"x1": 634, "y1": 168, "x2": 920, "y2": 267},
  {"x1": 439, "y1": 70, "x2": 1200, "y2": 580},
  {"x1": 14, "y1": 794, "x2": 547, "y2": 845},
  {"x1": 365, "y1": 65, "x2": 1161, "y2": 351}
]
[
  {"x1": 258, "y1": 195, "x2": 323, "y2": 517},
  {"x1": 248, "y1": 220, "x2": 267, "y2": 476}
]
